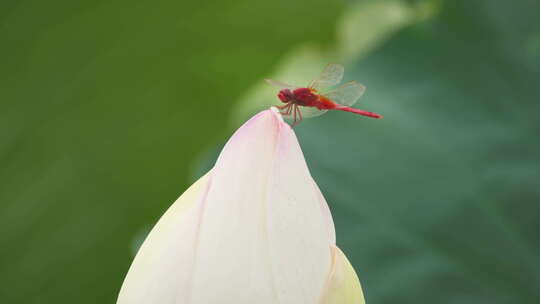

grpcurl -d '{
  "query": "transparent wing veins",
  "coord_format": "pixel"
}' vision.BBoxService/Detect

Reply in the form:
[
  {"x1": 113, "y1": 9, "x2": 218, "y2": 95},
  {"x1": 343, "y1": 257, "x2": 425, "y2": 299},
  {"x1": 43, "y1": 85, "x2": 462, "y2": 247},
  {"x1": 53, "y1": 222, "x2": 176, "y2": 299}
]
[
  {"x1": 321, "y1": 81, "x2": 366, "y2": 107},
  {"x1": 297, "y1": 106, "x2": 328, "y2": 118},
  {"x1": 309, "y1": 64, "x2": 344, "y2": 91},
  {"x1": 265, "y1": 79, "x2": 298, "y2": 90}
]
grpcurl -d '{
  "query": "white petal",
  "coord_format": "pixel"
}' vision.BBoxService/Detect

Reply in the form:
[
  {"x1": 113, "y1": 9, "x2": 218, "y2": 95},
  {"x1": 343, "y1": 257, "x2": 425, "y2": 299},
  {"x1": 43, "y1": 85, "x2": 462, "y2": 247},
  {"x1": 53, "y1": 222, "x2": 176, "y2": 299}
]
[
  {"x1": 265, "y1": 115, "x2": 335, "y2": 303},
  {"x1": 189, "y1": 109, "x2": 335, "y2": 303},
  {"x1": 118, "y1": 109, "x2": 338, "y2": 304},
  {"x1": 320, "y1": 246, "x2": 365, "y2": 304},
  {"x1": 188, "y1": 110, "x2": 281, "y2": 303},
  {"x1": 117, "y1": 171, "x2": 212, "y2": 303}
]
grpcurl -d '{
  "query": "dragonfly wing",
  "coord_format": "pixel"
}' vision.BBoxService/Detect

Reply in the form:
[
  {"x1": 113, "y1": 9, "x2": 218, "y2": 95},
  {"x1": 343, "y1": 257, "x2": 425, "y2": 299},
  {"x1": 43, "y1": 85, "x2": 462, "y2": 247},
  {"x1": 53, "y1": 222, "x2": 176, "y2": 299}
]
[
  {"x1": 265, "y1": 79, "x2": 298, "y2": 90},
  {"x1": 309, "y1": 63, "x2": 344, "y2": 91},
  {"x1": 298, "y1": 106, "x2": 328, "y2": 118},
  {"x1": 321, "y1": 81, "x2": 366, "y2": 107}
]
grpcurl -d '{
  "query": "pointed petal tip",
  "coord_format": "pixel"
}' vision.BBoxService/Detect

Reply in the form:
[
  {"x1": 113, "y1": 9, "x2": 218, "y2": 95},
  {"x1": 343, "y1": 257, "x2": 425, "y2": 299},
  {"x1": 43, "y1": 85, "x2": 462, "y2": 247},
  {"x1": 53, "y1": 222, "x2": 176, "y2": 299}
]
[
  {"x1": 217, "y1": 107, "x2": 290, "y2": 170},
  {"x1": 242, "y1": 107, "x2": 285, "y2": 129},
  {"x1": 270, "y1": 106, "x2": 285, "y2": 123},
  {"x1": 241, "y1": 107, "x2": 288, "y2": 135}
]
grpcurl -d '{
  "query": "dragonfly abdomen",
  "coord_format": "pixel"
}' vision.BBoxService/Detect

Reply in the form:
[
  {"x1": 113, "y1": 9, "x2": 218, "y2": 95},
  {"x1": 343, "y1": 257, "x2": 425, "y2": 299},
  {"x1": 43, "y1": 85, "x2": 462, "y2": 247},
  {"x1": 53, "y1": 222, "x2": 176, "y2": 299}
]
[{"x1": 314, "y1": 96, "x2": 337, "y2": 110}]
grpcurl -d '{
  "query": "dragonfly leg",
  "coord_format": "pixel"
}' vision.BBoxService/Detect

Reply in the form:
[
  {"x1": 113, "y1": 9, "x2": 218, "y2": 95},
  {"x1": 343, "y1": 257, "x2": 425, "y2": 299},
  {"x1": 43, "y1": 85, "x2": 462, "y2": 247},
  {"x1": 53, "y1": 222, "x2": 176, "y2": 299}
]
[
  {"x1": 286, "y1": 103, "x2": 293, "y2": 115},
  {"x1": 279, "y1": 103, "x2": 293, "y2": 116},
  {"x1": 291, "y1": 105, "x2": 299, "y2": 127},
  {"x1": 291, "y1": 105, "x2": 303, "y2": 127}
]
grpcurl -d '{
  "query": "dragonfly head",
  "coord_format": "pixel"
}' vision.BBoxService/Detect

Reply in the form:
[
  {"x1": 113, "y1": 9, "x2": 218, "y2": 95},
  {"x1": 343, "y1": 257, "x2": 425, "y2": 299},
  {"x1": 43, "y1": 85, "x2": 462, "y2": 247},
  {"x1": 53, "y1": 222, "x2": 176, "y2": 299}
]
[{"x1": 277, "y1": 89, "x2": 294, "y2": 103}]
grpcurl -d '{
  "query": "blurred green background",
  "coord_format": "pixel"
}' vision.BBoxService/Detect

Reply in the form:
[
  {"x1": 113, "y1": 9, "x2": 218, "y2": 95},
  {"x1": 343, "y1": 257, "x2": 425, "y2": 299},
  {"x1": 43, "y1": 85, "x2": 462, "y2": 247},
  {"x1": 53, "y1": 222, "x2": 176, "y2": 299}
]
[{"x1": 1, "y1": 0, "x2": 539, "y2": 303}]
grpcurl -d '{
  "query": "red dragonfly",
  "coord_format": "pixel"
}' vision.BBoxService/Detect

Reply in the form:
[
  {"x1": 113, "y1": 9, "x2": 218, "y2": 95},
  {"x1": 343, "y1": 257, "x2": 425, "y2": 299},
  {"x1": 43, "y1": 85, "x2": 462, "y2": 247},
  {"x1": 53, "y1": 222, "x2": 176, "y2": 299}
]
[{"x1": 266, "y1": 64, "x2": 383, "y2": 126}]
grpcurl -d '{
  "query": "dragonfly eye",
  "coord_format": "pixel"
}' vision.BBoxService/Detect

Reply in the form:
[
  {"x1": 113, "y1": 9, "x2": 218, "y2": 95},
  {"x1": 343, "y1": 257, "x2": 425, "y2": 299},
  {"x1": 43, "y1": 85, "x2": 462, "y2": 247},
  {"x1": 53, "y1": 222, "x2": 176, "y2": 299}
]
[{"x1": 278, "y1": 89, "x2": 293, "y2": 103}]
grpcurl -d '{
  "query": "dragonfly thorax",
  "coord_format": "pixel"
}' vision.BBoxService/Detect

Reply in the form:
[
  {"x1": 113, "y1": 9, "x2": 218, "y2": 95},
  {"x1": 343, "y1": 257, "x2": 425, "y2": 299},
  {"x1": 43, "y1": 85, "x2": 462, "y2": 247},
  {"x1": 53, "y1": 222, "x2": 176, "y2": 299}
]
[
  {"x1": 277, "y1": 88, "x2": 318, "y2": 106},
  {"x1": 292, "y1": 88, "x2": 318, "y2": 106}
]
